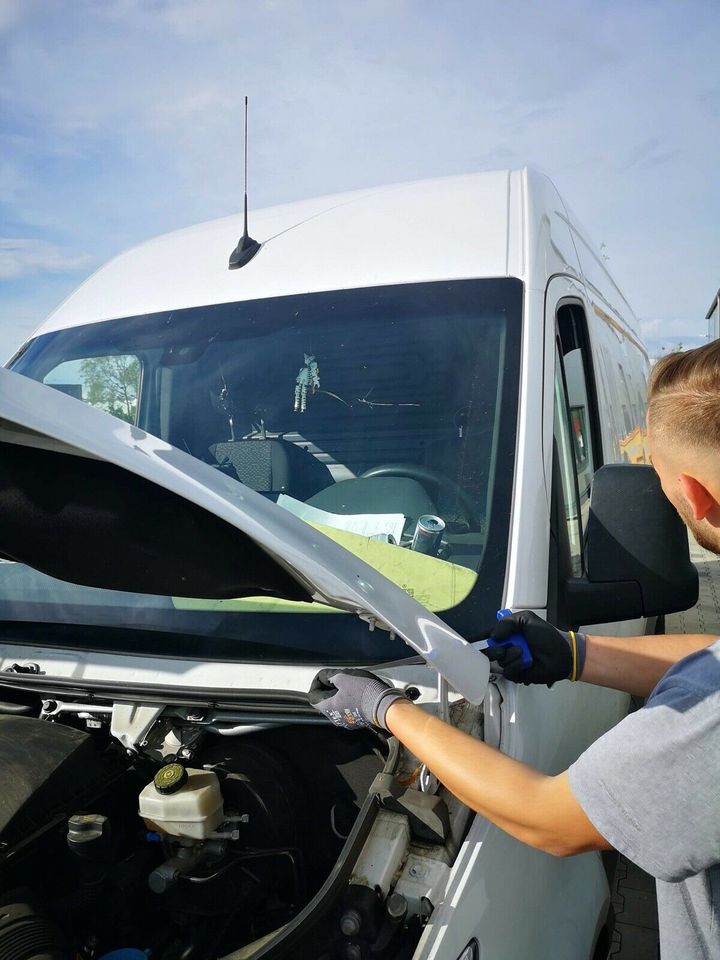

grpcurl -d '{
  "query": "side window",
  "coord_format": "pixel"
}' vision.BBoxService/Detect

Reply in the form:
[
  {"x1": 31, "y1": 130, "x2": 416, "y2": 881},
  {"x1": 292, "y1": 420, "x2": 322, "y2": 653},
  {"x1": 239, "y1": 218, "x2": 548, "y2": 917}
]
[
  {"x1": 554, "y1": 348, "x2": 583, "y2": 577},
  {"x1": 43, "y1": 355, "x2": 141, "y2": 425},
  {"x1": 556, "y1": 304, "x2": 599, "y2": 537}
]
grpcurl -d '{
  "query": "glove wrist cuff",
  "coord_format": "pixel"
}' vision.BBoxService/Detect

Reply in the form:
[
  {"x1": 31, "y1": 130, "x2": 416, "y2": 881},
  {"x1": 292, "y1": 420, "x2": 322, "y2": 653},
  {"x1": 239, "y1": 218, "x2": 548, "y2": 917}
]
[
  {"x1": 560, "y1": 630, "x2": 587, "y2": 681},
  {"x1": 373, "y1": 688, "x2": 406, "y2": 730},
  {"x1": 356, "y1": 677, "x2": 404, "y2": 729}
]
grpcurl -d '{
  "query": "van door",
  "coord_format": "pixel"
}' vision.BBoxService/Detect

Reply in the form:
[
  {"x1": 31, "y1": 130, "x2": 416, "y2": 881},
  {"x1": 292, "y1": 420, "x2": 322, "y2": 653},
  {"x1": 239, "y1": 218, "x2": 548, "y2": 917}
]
[
  {"x1": 545, "y1": 276, "x2": 639, "y2": 727},
  {"x1": 547, "y1": 279, "x2": 644, "y2": 614}
]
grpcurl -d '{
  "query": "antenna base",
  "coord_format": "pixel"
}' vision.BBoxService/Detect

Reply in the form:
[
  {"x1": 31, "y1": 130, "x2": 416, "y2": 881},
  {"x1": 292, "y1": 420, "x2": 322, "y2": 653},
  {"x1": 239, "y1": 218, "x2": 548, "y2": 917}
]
[{"x1": 228, "y1": 234, "x2": 261, "y2": 270}]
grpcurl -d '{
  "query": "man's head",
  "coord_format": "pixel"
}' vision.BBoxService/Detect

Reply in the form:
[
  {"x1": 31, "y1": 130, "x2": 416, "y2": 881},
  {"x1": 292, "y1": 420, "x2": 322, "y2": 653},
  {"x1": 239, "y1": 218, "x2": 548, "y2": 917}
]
[{"x1": 647, "y1": 341, "x2": 720, "y2": 553}]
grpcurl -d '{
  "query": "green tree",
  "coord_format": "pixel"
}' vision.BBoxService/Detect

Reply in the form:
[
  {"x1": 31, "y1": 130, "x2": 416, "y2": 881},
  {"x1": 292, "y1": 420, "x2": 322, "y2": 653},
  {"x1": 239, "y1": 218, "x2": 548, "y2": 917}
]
[{"x1": 80, "y1": 354, "x2": 140, "y2": 423}]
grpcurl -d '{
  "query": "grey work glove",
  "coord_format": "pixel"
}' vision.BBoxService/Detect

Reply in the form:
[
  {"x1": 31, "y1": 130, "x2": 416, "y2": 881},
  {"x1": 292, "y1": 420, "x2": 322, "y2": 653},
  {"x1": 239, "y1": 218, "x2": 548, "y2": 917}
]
[
  {"x1": 308, "y1": 668, "x2": 406, "y2": 730},
  {"x1": 479, "y1": 610, "x2": 585, "y2": 685}
]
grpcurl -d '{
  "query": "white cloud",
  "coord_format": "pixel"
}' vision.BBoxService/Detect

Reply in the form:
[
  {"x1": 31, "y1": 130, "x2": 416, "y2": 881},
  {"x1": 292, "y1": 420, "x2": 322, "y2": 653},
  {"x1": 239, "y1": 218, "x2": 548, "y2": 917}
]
[
  {"x1": 0, "y1": 283, "x2": 68, "y2": 363},
  {"x1": 639, "y1": 318, "x2": 665, "y2": 337},
  {"x1": 0, "y1": 239, "x2": 93, "y2": 279},
  {"x1": 0, "y1": 0, "x2": 718, "y2": 341}
]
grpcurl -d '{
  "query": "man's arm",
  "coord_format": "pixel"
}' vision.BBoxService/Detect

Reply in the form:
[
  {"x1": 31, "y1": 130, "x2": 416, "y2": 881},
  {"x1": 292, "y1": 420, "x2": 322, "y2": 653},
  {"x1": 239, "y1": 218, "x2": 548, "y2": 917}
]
[
  {"x1": 486, "y1": 612, "x2": 715, "y2": 697},
  {"x1": 581, "y1": 633, "x2": 712, "y2": 697},
  {"x1": 384, "y1": 698, "x2": 609, "y2": 857},
  {"x1": 308, "y1": 669, "x2": 607, "y2": 856}
]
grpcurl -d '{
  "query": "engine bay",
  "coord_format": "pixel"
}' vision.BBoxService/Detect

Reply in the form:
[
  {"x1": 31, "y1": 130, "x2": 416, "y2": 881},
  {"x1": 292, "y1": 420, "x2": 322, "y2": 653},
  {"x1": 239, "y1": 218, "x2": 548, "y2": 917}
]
[{"x1": 0, "y1": 686, "x2": 479, "y2": 960}]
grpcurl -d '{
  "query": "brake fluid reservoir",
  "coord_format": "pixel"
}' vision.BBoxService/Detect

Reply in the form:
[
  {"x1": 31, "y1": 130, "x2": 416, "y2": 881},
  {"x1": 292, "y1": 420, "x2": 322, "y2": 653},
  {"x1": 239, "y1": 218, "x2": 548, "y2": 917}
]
[{"x1": 138, "y1": 763, "x2": 224, "y2": 840}]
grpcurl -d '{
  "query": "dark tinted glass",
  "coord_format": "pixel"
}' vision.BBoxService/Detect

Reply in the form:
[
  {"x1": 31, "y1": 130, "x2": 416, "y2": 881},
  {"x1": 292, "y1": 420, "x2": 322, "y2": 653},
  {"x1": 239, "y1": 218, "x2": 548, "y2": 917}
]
[{"x1": 6, "y1": 279, "x2": 522, "y2": 662}]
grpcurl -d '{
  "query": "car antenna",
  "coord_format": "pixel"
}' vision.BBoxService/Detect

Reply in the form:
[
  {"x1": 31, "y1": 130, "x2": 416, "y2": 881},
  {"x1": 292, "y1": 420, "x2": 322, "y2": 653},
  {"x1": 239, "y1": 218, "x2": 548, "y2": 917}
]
[{"x1": 228, "y1": 96, "x2": 261, "y2": 270}]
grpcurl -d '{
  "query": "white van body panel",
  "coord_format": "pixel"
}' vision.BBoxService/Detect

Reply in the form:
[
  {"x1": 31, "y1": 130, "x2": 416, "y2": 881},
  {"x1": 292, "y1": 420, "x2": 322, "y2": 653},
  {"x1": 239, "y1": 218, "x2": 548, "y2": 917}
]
[
  {"x1": 31, "y1": 168, "x2": 597, "y2": 342},
  {"x1": 0, "y1": 642, "x2": 439, "y2": 720},
  {"x1": 6, "y1": 169, "x2": 651, "y2": 960},
  {"x1": 417, "y1": 820, "x2": 608, "y2": 960},
  {"x1": 36, "y1": 173, "x2": 519, "y2": 336},
  {"x1": 503, "y1": 284, "x2": 550, "y2": 610}
]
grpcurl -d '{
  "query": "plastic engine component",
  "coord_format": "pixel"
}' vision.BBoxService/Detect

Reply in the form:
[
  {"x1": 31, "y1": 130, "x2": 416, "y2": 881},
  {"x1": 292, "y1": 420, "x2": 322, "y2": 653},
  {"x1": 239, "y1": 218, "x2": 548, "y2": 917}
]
[
  {"x1": 98, "y1": 950, "x2": 148, "y2": 960},
  {"x1": 0, "y1": 716, "x2": 107, "y2": 846},
  {"x1": 138, "y1": 768, "x2": 224, "y2": 839},
  {"x1": 0, "y1": 901, "x2": 69, "y2": 960}
]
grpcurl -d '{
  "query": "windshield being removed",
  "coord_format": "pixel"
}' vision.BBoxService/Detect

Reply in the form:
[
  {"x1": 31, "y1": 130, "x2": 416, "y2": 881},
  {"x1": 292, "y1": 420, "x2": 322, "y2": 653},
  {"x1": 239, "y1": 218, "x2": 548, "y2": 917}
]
[{"x1": 8, "y1": 279, "x2": 522, "y2": 661}]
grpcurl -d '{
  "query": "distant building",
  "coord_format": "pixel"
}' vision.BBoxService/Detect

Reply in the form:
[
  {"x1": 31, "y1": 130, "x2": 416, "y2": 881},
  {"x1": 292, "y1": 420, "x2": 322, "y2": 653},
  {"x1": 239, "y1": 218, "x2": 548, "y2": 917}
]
[{"x1": 708, "y1": 289, "x2": 720, "y2": 341}]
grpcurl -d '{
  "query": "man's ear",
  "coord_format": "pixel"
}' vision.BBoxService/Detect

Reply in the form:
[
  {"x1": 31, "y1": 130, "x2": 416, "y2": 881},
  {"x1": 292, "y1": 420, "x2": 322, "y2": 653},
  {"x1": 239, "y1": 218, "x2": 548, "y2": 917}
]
[{"x1": 678, "y1": 474, "x2": 720, "y2": 522}]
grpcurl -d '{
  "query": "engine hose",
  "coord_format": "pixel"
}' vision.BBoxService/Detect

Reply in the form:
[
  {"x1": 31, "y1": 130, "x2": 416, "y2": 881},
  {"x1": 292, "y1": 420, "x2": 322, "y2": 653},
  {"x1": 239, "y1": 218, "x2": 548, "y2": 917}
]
[{"x1": 185, "y1": 847, "x2": 307, "y2": 907}]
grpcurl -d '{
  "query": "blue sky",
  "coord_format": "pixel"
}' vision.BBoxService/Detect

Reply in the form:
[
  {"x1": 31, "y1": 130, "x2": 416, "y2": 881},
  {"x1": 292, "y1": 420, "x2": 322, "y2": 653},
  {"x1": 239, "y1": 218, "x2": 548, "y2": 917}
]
[{"x1": 1, "y1": 0, "x2": 718, "y2": 362}]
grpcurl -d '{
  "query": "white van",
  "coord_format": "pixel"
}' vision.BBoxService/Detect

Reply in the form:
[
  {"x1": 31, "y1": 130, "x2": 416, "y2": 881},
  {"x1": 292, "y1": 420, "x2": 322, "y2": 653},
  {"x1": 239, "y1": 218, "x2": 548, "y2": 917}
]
[{"x1": 0, "y1": 169, "x2": 696, "y2": 960}]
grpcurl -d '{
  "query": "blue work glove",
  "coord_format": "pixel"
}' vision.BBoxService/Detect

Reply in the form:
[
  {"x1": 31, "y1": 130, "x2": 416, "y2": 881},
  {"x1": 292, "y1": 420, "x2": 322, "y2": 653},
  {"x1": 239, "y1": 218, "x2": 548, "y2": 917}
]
[
  {"x1": 308, "y1": 668, "x2": 406, "y2": 730},
  {"x1": 480, "y1": 611, "x2": 586, "y2": 685}
]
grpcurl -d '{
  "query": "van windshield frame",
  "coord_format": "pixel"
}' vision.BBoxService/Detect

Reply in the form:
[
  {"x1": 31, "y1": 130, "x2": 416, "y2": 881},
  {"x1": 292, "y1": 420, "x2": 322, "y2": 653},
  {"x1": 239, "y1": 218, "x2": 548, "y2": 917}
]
[{"x1": 6, "y1": 279, "x2": 523, "y2": 663}]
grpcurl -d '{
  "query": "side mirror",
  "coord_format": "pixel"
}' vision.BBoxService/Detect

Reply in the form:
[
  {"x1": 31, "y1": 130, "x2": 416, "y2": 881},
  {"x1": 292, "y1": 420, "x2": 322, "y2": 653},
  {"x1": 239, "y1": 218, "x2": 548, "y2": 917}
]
[{"x1": 563, "y1": 464, "x2": 699, "y2": 626}]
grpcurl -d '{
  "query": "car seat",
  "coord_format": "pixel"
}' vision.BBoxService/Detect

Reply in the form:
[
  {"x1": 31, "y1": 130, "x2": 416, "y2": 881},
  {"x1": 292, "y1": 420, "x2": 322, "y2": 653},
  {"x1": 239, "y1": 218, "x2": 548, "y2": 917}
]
[{"x1": 209, "y1": 438, "x2": 334, "y2": 501}]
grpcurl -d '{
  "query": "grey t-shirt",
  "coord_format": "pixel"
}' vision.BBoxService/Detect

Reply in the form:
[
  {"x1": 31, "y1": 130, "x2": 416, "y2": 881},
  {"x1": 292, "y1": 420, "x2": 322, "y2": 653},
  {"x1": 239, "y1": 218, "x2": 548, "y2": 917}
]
[{"x1": 569, "y1": 641, "x2": 720, "y2": 960}]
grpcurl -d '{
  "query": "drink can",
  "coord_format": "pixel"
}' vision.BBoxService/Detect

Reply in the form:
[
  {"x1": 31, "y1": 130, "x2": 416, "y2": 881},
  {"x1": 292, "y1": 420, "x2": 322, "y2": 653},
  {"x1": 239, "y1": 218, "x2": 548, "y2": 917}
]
[{"x1": 411, "y1": 515, "x2": 445, "y2": 556}]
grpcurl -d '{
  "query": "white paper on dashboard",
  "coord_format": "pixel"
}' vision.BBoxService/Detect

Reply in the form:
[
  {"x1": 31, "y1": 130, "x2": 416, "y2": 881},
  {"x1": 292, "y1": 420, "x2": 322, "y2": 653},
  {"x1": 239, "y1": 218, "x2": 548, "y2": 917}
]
[{"x1": 276, "y1": 494, "x2": 406, "y2": 542}]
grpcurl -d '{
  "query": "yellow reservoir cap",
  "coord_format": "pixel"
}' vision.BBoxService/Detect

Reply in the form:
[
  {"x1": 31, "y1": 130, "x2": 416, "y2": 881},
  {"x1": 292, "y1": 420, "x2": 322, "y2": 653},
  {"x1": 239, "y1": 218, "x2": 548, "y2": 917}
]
[{"x1": 154, "y1": 762, "x2": 188, "y2": 795}]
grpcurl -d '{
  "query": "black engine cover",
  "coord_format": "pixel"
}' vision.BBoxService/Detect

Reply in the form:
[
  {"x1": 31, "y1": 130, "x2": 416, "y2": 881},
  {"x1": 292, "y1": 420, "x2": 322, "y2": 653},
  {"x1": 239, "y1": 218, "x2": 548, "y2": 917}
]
[{"x1": 0, "y1": 716, "x2": 105, "y2": 846}]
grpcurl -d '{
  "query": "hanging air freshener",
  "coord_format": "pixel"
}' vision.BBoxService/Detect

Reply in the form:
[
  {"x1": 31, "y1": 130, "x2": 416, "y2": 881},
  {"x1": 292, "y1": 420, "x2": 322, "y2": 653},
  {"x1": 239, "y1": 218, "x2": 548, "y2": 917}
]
[{"x1": 294, "y1": 354, "x2": 320, "y2": 413}]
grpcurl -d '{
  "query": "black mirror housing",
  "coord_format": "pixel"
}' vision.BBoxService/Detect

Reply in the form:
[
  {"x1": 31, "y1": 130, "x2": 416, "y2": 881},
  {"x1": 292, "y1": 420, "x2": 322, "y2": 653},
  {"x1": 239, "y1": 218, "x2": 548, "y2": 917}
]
[{"x1": 564, "y1": 464, "x2": 699, "y2": 626}]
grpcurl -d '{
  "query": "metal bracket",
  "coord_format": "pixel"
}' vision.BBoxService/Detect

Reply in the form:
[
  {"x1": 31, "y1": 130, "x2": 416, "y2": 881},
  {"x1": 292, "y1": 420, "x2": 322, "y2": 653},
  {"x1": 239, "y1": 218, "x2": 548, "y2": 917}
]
[{"x1": 111, "y1": 702, "x2": 165, "y2": 752}]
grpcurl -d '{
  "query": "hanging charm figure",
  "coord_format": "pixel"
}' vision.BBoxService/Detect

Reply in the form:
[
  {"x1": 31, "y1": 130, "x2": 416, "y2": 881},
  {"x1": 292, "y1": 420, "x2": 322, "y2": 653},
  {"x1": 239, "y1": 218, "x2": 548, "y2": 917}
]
[
  {"x1": 213, "y1": 376, "x2": 237, "y2": 440},
  {"x1": 294, "y1": 354, "x2": 320, "y2": 413}
]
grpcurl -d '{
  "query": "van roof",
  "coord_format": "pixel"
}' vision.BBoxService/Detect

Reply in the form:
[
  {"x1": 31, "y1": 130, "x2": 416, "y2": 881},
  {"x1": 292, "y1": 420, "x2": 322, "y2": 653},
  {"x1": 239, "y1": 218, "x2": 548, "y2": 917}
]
[{"x1": 37, "y1": 168, "x2": 639, "y2": 338}]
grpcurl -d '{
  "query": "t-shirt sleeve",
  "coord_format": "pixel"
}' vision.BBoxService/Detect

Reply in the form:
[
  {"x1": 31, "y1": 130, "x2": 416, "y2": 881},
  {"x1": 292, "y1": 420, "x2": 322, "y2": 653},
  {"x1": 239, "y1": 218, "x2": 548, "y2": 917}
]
[{"x1": 568, "y1": 678, "x2": 720, "y2": 882}]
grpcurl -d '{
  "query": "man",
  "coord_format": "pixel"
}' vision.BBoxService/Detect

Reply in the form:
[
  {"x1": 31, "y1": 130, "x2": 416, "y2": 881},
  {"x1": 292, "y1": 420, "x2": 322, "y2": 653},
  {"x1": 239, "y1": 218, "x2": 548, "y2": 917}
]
[{"x1": 309, "y1": 341, "x2": 720, "y2": 960}]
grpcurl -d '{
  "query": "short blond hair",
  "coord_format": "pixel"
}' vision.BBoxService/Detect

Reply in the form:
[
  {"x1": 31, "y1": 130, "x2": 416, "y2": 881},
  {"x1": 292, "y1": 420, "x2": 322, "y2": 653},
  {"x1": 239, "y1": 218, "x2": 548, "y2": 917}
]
[{"x1": 648, "y1": 341, "x2": 720, "y2": 447}]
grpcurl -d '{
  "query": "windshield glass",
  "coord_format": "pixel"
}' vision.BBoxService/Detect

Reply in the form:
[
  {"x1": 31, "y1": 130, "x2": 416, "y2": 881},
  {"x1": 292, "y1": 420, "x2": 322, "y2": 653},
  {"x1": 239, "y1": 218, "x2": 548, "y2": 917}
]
[{"x1": 7, "y1": 279, "x2": 522, "y2": 663}]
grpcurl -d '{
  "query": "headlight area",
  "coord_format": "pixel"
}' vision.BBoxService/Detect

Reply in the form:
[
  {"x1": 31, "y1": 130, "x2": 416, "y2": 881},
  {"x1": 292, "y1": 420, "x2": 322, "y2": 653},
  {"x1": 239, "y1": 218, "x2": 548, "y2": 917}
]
[{"x1": 0, "y1": 694, "x2": 483, "y2": 960}]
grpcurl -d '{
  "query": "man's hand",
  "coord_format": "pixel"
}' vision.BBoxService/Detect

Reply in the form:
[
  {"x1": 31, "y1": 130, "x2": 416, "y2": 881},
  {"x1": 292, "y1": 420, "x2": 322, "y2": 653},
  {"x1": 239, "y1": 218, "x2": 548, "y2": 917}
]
[
  {"x1": 480, "y1": 611, "x2": 580, "y2": 685},
  {"x1": 308, "y1": 668, "x2": 405, "y2": 730}
]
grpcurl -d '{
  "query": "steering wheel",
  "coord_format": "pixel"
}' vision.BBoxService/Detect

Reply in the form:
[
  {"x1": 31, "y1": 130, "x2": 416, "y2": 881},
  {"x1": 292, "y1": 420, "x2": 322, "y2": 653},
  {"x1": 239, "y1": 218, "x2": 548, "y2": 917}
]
[{"x1": 358, "y1": 463, "x2": 482, "y2": 531}]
